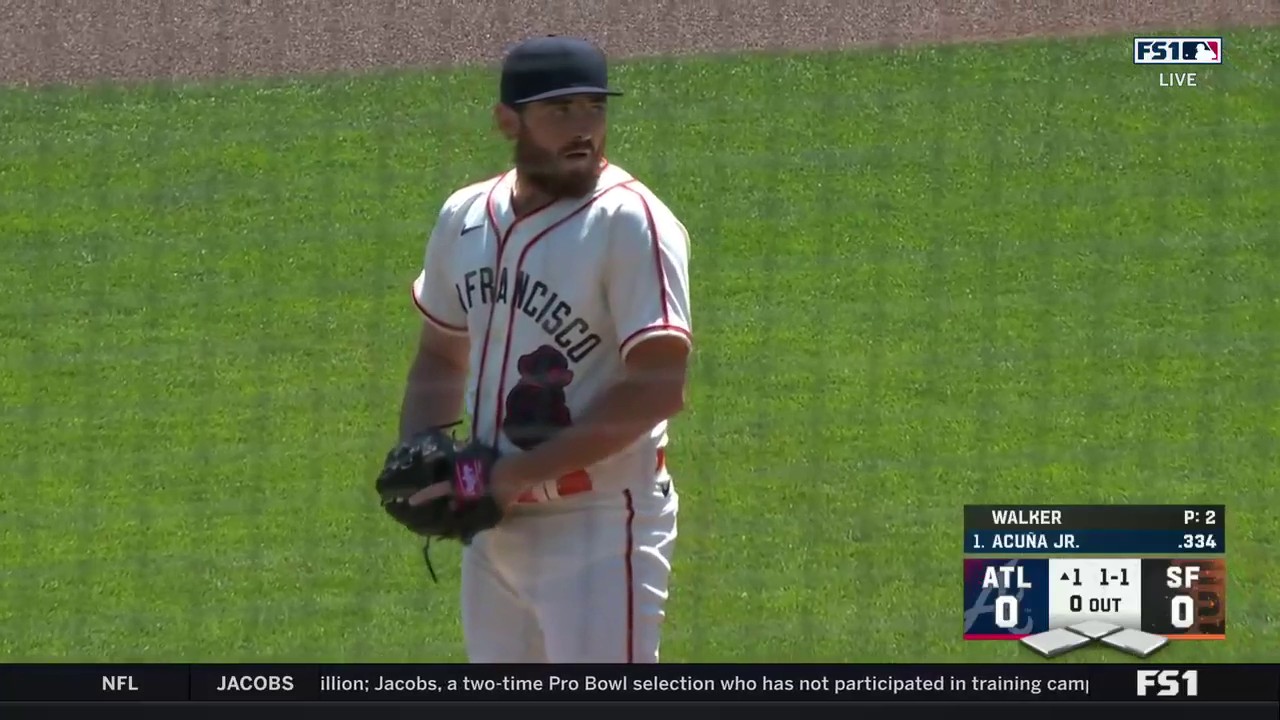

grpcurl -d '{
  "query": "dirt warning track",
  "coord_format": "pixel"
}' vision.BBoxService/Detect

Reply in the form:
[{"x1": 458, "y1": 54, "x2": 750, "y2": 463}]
[{"x1": 1, "y1": 0, "x2": 1275, "y2": 87}]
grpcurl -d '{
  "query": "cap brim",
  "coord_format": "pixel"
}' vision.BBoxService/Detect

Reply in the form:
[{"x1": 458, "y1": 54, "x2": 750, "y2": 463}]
[{"x1": 513, "y1": 86, "x2": 623, "y2": 104}]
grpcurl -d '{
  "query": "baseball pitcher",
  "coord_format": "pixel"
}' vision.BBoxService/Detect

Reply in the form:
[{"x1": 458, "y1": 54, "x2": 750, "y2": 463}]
[{"x1": 375, "y1": 35, "x2": 692, "y2": 664}]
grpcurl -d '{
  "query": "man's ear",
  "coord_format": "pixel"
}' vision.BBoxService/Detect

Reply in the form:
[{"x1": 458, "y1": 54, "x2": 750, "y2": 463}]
[{"x1": 494, "y1": 103, "x2": 521, "y2": 140}]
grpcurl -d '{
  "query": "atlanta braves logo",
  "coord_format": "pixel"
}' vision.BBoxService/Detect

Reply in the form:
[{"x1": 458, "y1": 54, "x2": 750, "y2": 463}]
[{"x1": 963, "y1": 558, "x2": 1034, "y2": 635}]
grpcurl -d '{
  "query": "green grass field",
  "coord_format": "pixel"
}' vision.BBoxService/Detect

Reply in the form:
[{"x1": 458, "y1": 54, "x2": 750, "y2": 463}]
[{"x1": 1, "y1": 28, "x2": 1276, "y2": 664}]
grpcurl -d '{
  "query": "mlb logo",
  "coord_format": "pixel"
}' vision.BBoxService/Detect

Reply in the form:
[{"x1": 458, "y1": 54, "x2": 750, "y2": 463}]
[{"x1": 1133, "y1": 37, "x2": 1223, "y2": 64}]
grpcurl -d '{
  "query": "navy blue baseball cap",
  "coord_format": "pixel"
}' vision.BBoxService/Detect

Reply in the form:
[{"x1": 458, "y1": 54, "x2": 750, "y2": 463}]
[{"x1": 500, "y1": 36, "x2": 622, "y2": 106}]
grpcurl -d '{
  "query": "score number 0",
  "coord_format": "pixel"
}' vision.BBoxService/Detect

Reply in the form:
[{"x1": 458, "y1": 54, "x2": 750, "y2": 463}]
[
  {"x1": 993, "y1": 595, "x2": 1197, "y2": 630},
  {"x1": 1170, "y1": 595, "x2": 1196, "y2": 629},
  {"x1": 994, "y1": 595, "x2": 1019, "y2": 629}
]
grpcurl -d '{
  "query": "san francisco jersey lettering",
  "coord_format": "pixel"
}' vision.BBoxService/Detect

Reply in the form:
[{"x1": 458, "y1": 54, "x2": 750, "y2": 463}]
[{"x1": 411, "y1": 162, "x2": 692, "y2": 496}]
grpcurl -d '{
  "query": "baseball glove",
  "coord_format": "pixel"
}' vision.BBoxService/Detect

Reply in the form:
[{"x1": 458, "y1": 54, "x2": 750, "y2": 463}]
[{"x1": 375, "y1": 428, "x2": 505, "y2": 579}]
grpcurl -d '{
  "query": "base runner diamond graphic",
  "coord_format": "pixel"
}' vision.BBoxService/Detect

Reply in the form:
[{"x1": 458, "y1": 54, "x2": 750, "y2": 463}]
[
  {"x1": 1067, "y1": 620, "x2": 1123, "y2": 639},
  {"x1": 1020, "y1": 628, "x2": 1093, "y2": 658},
  {"x1": 1020, "y1": 623, "x2": 1168, "y2": 658},
  {"x1": 1099, "y1": 628, "x2": 1169, "y2": 657}
]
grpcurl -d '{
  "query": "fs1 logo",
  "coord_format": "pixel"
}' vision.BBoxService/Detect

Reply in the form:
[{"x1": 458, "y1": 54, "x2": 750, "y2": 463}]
[
  {"x1": 1136, "y1": 669, "x2": 1199, "y2": 697},
  {"x1": 1134, "y1": 38, "x2": 1223, "y2": 64}
]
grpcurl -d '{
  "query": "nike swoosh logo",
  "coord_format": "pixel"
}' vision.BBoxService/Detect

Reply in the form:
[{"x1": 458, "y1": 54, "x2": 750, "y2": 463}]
[{"x1": 460, "y1": 224, "x2": 483, "y2": 236}]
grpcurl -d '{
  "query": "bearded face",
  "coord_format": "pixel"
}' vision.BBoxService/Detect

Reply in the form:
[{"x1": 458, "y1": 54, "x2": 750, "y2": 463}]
[
  {"x1": 514, "y1": 131, "x2": 603, "y2": 198},
  {"x1": 509, "y1": 95, "x2": 609, "y2": 199}
]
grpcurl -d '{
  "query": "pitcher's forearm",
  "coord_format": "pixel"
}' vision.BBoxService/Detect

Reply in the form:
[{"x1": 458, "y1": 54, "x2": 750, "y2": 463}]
[
  {"x1": 398, "y1": 357, "x2": 468, "y2": 441},
  {"x1": 502, "y1": 376, "x2": 682, "y2": 486}
]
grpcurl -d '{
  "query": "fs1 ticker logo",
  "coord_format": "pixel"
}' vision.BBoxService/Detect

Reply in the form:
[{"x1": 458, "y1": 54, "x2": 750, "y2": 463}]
[
  {"x1": 1134, "y1": 38, "x2": 1223, "y2": 64},
  {"x1": 1137, "y1": 669, "x2": 1199, "y2": 697}
]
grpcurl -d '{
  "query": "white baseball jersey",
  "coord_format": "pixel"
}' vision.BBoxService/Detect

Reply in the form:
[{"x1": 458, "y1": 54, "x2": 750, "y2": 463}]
[{"x1": 411, "y1": 161, "x2": 692, "y2": 501}]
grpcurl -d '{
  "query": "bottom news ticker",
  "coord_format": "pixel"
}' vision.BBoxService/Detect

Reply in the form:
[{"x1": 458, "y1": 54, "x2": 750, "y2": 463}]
[{"x1": 0, "y1": 663, "x2": 1276, "y2": 703}]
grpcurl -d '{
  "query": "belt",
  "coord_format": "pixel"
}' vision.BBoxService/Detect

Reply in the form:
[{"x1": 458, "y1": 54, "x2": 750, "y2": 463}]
[{"x1": 516, "y1": 448, "x2": 667, "y2": 504}]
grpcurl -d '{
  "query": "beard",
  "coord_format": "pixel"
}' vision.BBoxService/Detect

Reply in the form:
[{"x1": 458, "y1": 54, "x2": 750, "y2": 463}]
[{"x1": 514, "y1": 132, "x2": 604, "y2": 200}]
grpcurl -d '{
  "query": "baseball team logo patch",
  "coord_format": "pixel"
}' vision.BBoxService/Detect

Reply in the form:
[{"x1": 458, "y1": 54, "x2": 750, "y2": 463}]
[{"x1": 1133, "y1": 37, "x2": 1223, "y2": 64}]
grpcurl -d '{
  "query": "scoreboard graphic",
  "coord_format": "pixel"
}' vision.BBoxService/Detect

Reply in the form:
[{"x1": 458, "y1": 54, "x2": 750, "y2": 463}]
[{"x1": 962, "y1": 505, "x2": 1226, "y2": 657}]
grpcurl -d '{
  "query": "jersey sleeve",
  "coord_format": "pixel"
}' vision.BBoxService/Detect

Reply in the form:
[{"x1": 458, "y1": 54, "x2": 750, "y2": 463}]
[
  {"x1": 607, "y1": 191, "x2": 693, "y2": 359},
  {"x1": 411, "y1": 200, "x2": 468, "y2": 335}
]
